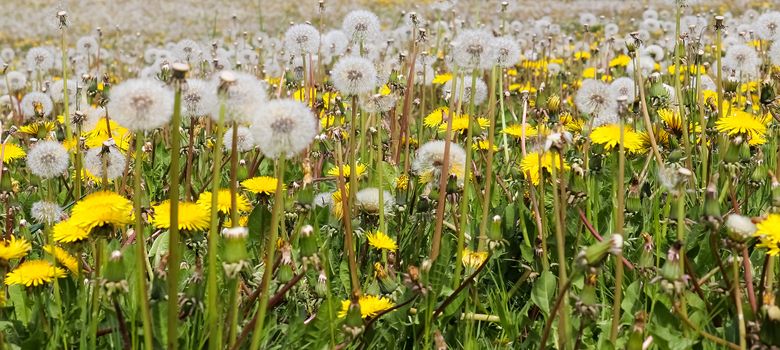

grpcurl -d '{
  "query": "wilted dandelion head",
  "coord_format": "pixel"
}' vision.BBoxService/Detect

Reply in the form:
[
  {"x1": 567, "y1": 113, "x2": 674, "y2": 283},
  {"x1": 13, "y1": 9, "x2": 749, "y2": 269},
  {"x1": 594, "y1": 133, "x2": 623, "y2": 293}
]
[
  {"x1": 108, "y1": 79, "x2": 174, "y2": 131},
  {"x1": 284, "y1": 24, "x2": 320, "y2": 56},
  {"x1": 342, "y1": 10, "x2": 380, "y2": 42},
  {"x1": 31, "y1": 201, "x2": 64, "y2": 225},
  {"x1": 442, "y1": 77, "x2": 488, "y2": 106},
  {"x1": 575, "y1": 79, "x2": 617, "y2": 116},
  {"x1": 355, "y1": 187, "x2": 394, "y2": 216},
  {"x1": 491, "y1": 36, "x2": 521, "y2": 68},
  {"x1": 250, "y1": 99, "x2": 318, "y2": 159},
  {"x1": 330, "y1": 56, "x2": 377, "y2": 96},
  {"x1": 25, "y1": 47, "x2": 54, "y2": 71},
  {"x1": 609, "y1": 77, "x2": 636, "y2": 103},
  {"x1": 20, "y1": 92, "x2": 54, "y2": 120},
  {"x1": 723, "y1": 44, "x2": 760, "y2": 80},
  {"x1": 182, "y1": 79, "x2": 216, "y2": 118},
  {"x1": 26, "y1": 141, "x2": 69, "y2": 179},
  {"x1": 223, "y1": 126, "x2": 255, "y2": 152},
  {"x1": 756, "y1": 12, "x2": 780, "y2": 41},
  {"x1": 84, "y1": 146, "x2": 126, "y2": 181},
  {"x1": 451, "y1": 29, "x2": 496, "y2": 70},
  {"x1": 211, "y1": 71, "x2": 268, "y2": 123}
]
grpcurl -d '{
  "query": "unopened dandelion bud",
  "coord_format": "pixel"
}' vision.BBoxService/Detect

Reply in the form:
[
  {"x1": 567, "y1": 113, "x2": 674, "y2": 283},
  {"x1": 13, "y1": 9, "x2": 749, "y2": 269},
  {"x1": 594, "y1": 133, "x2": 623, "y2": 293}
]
[
  {"x1": 578, "y1": 234, "x2": 620, "y2": 268},
  {"x1": 703, "y1": 180, "x2": 722, "y2": 225},
  {"x1": 659, "y1": 243, "x2": 684, "y2": 290},
  {"x1": 626, "y1": 186, "x2": 642, "y2": 213},
  {"x1": 725, "y1": 214, "x2": 756, "y2": 243},
  {"x1": 575, "y1": 272, "x2": 599, "y2": 319},
  {"x1": 626, "y1": 312, "x2": 648, "y2": 350},
  {"x1": 278, "y1": 264, "x2": 293, "y2": 283},
  {"x1": 375, "y1": 263, "x2": 397, "y2": 293},
  {"x1": 104, "y1": 250, "x2": 126, "y2": 282},
  {"x1": 547, "y1": 94, "x2": 561, "y2": 112},
  {"x1": 638, "y1": 233, "x2": 654, "y2": 272},
  {"x1": 488, "y1": 215, "x2": 502, "y2": 242},
  {"x1": 314, "y1": 270, "x2": 328, "y2": 297},
  {"x1": 299, "y1": 225, "x2": 318, "y2": 258},
  {"x1": 445, "y1": 173, "x2": 460, "y2": 194},
  {"x1": 343, "y1": 299, "x2": 365, "y2": 337},
  {"x1": 222, "y1": 226, "x2": 249, "y2": 264},
  {"x1": 723, "y1": 139, "x2": 741, "y2": 163}
]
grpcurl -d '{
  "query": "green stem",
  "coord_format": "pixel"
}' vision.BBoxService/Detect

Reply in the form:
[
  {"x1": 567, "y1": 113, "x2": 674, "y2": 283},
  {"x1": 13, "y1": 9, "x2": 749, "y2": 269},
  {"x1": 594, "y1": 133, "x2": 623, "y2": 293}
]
[
  {"x1": 454, "y1": 70, "x2": 478, "y2": 288},
  {"x1": 167, "y1": 79, "x2": 183, "y2": 350},
  {"x1": 207, "y1": 100, "x2": 226, "y2": 350},
  {"x1": 610, "y1": 117, "x2": 626, "y2": 343},
  {"x1": 133, "y1": 133, "x2": 154, "y2": 350},
  {"x1": 249, "y1": 155, "x2": 286, "y2": 350}
]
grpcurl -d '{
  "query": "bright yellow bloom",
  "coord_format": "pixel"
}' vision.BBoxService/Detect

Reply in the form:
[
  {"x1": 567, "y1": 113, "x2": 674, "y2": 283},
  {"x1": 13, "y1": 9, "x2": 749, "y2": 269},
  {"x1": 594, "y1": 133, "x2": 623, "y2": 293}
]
[
  {"x1": 520, "y1": 151, "x2": 570, "y2": 185},
  {"x1": 502, "y1": 123, "x2": 538, "y2": 138},
  {"x1": 667, "y1": 64, "x2": 706, "y2": 75},
  {"x1": 242, "y1": 176, "x2": 282, "y2": 195},
  {"x1": 582, "y1": 67, "x2": 596, "y2": 79},
  {"x1": 461, "y1": 248, "x2": 488, "y2": 269},
  {"x1": 438, "y1": 115, "x2": 489, "y2": 133},
  {"x1": 44, "y1": 245, "x2": 79, "y2": 274},
  {"x1": 69, "y1": 191, "x2": 133, "y2": 232},
  {"x1": 508, "y1": 82, "x2": 537, "y2": 93},
  {"x1": 151, "y1": 200, "x2": 210, "y2": 231},
  {"x1": 560, "y1": 112, "x2": 585, "y2": 133},
  {"x1": 197, "y1": 190, "x2": 251, "y2": 215},
  {"x1": 224, "y1": 215, "x2": 249, "y2": 227},
  {"x1": 379, "y1": 84, "x2": 392, "y2": 96},
  {"x1": 19, "y1": 121, "x2": 56, "y2": 136},
  {"x1": 574, "y1": 51, "x2": 591, "y2": 60},
  {"x1": 338, "y1": 295, "x2": 395, "y2": 318},
  {"x1": 53, "y1": 219, "x2": 91, "y2": 243},
  {"x1": 609, "y1": 55, "x2": 631, "y2": 67},
  {"x1": 0, "y1": 143, "x2": 26, "y2": 162},
  {"x1": 424, "y1": 107, "x2": 449, "y2": 127},
  {"x1": 366, "y1": 231, "x2": 397, "y2": 251},
  {"x1": 327, "y1": 163, "x2": 367, "y2": 179},
  {"x1": 715, "y1": 108, "x2": 768, "y2": 145},
  {"x1": 0, "y1": 236, "x2": 31, "y2": 261},
  {"x1": 473, "y1": 139, "x2": 498, "y2": 151},
  {"x1": 5, "y1": 260, "x2": 67, "y2": 287},
  {"x1": 589, "y1": 124, "x2": 646, "y2": 154},
  {"x1": 432, "y1": 73, "x2": 453, "y2": 85},
  {"x1": 756, "y1": 214, "x2": 780, "y2": 255},
  {"x1": 395, "y1": 174, "x2": 409, "y2": 190},
  {"x1": 331, "y1": 184, "x2": 349, "y2": 219}
]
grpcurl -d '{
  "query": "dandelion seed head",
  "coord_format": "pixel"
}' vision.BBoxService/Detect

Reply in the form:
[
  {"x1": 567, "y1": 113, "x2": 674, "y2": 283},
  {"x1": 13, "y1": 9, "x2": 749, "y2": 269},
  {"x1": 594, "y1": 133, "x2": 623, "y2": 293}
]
[
  {"x1": 20, "y1": 92, "x2": 53, "y2": 120},
  {"x1": 360, "y1": 92, "x2": 397, "y2": 114},
  {"x1": 491, "y1": 36, "x2": 520, "y2": 68},
  {"x1": 76, "y1": 36, "x2": 99, "y2": 57},
  {"x1": 756, "y1": 12, "x2": 780, "y2": 41},
  {"x1": 250, "y1": 99, "x2": 318, "y2": 159},
  {"x1": 442, "y1": 77, "x2": 488, "y2": 106},
  {"x1": 575, "y1": 79, "x2": 617, "y2": 116},
  {"x1": 84, "y1": 146, "x2": 126, "y2": 181},
  {"x1": 31, "y1": 201, "x2": 64, "y2": 225},
  {"x1": 723, "y1": 44, "x2": 760, "y2": 80},
  {"x1": 26, "y1": 47, "x2": 54, "y2": 71},
  {"x1": 26, "y1": 141, "x2": 69, "y2": 179},
  {"x1": 210, "y1": 71, "x2": 267, "y2": 123},
  {"x1": 108, "y1": 78, "x2": 173, "y2": 131},
  {"x1": 355, "y1": 188, "x2": 394, "y2": 216},
  {"x1": 330, "y1": 56, "x2": 377, "y2": 96},
  {"x1": 182, "y1": 79, "x2": 216, "y2": 118},
  {"x1": 413, "y1": 140, "x2": 467, "y2": 183},
  {"x1": 4, "y1": 71, "x2": 26, "y2": 92},
  {"x1": 342, "y1": 10, "x2": 381, "y2": 42},
  {"x1": 173, "y1": 39, "x2": 203, "y2": 64},
  {"x1": 223, "y1": 126, "x2": 255, "y2": 152},
  {"x1": 725, "y1": 214, "x2": 757, "y2": 237},
  {"x1": 48, "y1": 79, "x2": 78, "y2": 104},
  {"x1": 451, "y1": 29, "x2": 496, "y2": 70},
  {"x1": 284, "y1": 24, "x2": 320, "y2": 56},
  {"x1": 609, "y1": 77, "x2": 636, "y2": 103},
  {"x1": 322, "y1": 30, "x2": 349, "y2": 64}
]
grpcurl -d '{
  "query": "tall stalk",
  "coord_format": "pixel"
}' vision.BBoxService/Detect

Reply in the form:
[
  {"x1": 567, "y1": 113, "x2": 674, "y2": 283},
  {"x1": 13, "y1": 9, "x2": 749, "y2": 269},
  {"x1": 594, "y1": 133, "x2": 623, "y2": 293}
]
[
  {"x1": 207, "y1": 96, "x2": 227, "y2": 350},
  {"x1": 610, "y1": 108, "x2": 627, "y2": 343},
  {"x1": 166, "y1": 64, "x2": 186, "y2": 350},
  {"x1": 250, "y1": 155, "x2": 286, "y2": 350},
  {"x1": 454, "y1": 70, "x2": 478, "y2": 288},
  {"x1": 133, "y1": 132, "x2": 154, "y2": 350}
]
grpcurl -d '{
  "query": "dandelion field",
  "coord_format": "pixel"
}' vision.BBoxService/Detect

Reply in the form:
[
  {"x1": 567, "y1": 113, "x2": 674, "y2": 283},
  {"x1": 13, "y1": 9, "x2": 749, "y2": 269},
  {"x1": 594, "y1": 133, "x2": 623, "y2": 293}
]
[{"x1": 3, "y1": 0, "x2": 780, "y2": 349}]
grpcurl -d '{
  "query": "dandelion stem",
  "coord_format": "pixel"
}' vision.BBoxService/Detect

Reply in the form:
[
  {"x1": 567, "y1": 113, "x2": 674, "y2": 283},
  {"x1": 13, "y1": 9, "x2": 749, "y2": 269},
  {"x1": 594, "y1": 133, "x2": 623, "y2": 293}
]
[
  {"x1": 733, "y1": 258, "x2": 747, "y2": 350},
  {"x1": 454, "y1": 70, "x2": 478, "y2": 288},
  {"x1": 249, "y1": 155, "x2": 286, "y2": 350},
  {"x1": 230, "y1": 121, "x2": 240, "y2": 226},
  {"x1": 166, "y1": 76, "x2": 183, "y2": 350},
  {"x1": 133, "y1": 132, "x2": 154, "y2": 350},
  {"x1": 477, "y1": 66, "x2": 497, "y2": 252},
  {"x1": 610, "y1": 113, "x2": 627, "y2": 343},
  {"x1": 207, "y1": 99, "x2": 226, "y2": 350},
  {"x1": 431, "y1": 69, "x2": 459, "y2": 262}
]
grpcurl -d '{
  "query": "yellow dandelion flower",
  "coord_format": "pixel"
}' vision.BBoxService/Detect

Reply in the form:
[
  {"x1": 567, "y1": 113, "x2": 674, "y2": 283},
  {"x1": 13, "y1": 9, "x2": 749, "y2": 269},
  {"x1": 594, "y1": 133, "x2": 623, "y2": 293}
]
[
  {"x1": 589, "y1": 124, "x2": 646, "y2": 154},
  {"x1": 197, "y1": 190, "x2": 251, "y2": 215},
  {"x1": 53, "y1": 219, "x2": 91, "y2": 243},
  {"x1": 473, "y1": 139, "x2": 498, "y2": 151},
  {"x1": 19, "y1": 121, "x2": 56, "y2": 136},
  {"x1": 0, "y1": 236, "x2": 32, "y2": 261},
  {"x1": 715, "y1": 109, "x2": 768, "y2": 145},
  {"x1": 224, "y1": 215, "x2": 249, "y2": 227},
  {"x1": 44, "y1": 245, "x2": 79, "y2": 274},
  {"x1": 320, "y1": 114, "x2": 344, "y2": 129},
  {"x1": 520, "y1": 151, "x2": 570, "y2": 186},
  {"x1": 424, "y1": 107, "x2": 449, "y2": 127},
  {"x1": 379, "y1": 84, "x2": 392, "y2": 95},
  {"x1": 560, "y1": 112, "x2": 585, "y2": 133},
  {"x1": 582, "y1": 67, "x2": 596, "y2": 79},
  {"x1": 338, "y1": 295, "x2": 395, "y2": 319},
  {"x1": 508, "y1": 82, "x2": 537, "y2": 93},
  {"x1": 5, "y1": 260, "x2": 67, "y2": 287},
  {"x1": 151, "y1": 200, "x2": 210, "y2": 231},
  {"x1": 327, "y1": 163, "x2": 367, "y2": 179},
  {"x1": 756, "y1": 214, "x2": 780, "y2": 255},
  {"x1": 502, "y1": 123, "x2": 538, "y2": 138},
  {"x1": 609, "y1": 54, "x2": 631, "y2": 68},
  {"x1": 461, "y1": 248, "x2": 488, "y2": 269},
  {"x1": 574, "y1": 51, "x2": 591, "y2": 60},
  {"x1": 432, "y1": 73, "x2": 453, "y2": 85},
  {"x1": 366, "y1": 231, "x2": 397, "y2": 251},
  {"x1": 242, "y1": 176, "x2": 282, "y2": 195},
  {"x1": 395, "y1": 174, "x2": 409, "y2": 190},
  {"x1": 0, "y1": 143, "x2": 26, "y2": 162},
  {"x1": 69, "y1": 191, "x2": 133, "y2": 232},
  {"x1": 439, "y1": 115, "x2": 489, "y2": 133},
  {"x1": 331, "y1": 184, "x2": 349, "y2": 219}
]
